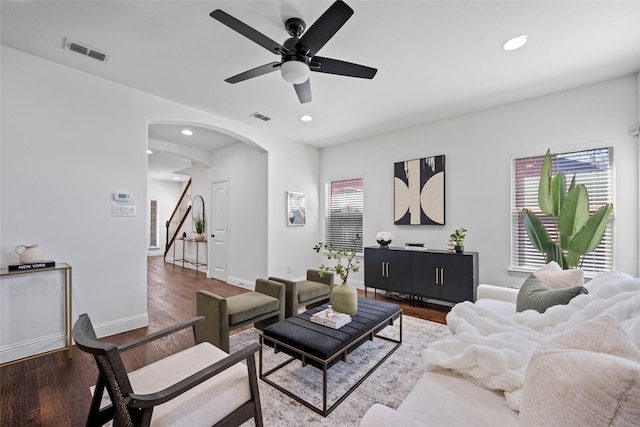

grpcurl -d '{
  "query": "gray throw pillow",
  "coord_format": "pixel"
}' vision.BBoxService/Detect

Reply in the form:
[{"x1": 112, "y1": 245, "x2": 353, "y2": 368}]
[{"x1": 516, "y1": 274, "x2": 588, "y2": 313}]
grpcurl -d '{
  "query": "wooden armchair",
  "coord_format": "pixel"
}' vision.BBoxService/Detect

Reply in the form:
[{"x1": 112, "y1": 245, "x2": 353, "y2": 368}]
[{"x1": 73, "y1": 313, "x2": 263, "y2": 427}]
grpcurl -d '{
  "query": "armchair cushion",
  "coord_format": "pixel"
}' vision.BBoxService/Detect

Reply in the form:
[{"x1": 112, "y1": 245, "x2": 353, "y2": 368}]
[
  {"x1": 128, "y1": 343, "x2": 250, "y2": 427},
  {"x1": 227, "y1": 292, "x2": 280, "y2": 326},
  {"x1": 295, "y1": 280, "x2": 331, "y2": 304}
]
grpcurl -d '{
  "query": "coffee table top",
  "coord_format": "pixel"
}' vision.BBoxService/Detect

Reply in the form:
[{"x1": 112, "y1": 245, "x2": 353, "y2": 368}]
[{"x1": 262, "y1": 297, "x2": 400, "y2": 363}]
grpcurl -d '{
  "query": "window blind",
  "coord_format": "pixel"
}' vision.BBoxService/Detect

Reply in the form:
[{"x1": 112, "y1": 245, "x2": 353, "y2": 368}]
[
  {"x1": 512, "y1": 147, "x2": 613, "y2": 273},
  {"x1": 325, "y1": 178, "x2": 363, "y2": 252}
]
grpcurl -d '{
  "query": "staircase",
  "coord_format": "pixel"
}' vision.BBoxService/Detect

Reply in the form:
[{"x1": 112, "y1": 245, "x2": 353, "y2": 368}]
[{"x1": 164, "y1": 179, "x2": 192, "y2": 258}]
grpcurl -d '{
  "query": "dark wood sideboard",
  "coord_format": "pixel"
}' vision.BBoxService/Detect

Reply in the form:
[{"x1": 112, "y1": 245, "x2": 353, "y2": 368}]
[{"x1": 364, "y1": 246, "x2": 479, "y2": 306}]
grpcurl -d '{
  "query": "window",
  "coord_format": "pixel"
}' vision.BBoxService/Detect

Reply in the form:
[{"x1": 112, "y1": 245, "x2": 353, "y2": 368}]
[
  {"x1": 512, "y1": 147, "x2": 613, "y2": 273},
  {"x1": 149, "y1": 199, "x2": 159, "y2": 249},
  {"x1": 325, "y1": 178, "x2": 363, "y2": 252}
]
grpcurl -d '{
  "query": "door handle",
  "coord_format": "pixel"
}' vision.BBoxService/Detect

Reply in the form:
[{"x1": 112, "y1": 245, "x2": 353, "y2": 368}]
[
  {"x1": 381, "y1": 262, "x2": 390, "y2": 277},
  {"x1": 210, "y1": 234, "x2": 215, "y2": 238}
]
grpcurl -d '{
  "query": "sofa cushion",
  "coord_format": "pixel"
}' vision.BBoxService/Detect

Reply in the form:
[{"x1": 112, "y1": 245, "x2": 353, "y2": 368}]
[
  {"x1": 516, "y1": 274, "x2": 587, "y2": 313},
  {"x1": 396, "y1": 370, "x2": 519, "y2": 426},
  {"x1": 534, "y1": 261, "x2": 584, "y2": 289},
  {"x1": 360, "y1": 404, "x2": 427, "y2": 427},
  {"x1": 520, "y1": 315, "x2": 640, "y2": 427},
  {"x1": 296, "y1": 280, "x2": 330, "y2": 303},
  {"x1": 227, "y1": 292, "x2": 279, "y2": 325}
]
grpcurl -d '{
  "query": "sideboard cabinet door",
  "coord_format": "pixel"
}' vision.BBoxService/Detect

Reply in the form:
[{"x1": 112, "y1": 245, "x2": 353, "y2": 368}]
[
  {"x1": 412, "y1": 252, "x2": 476, "y2": 303},
  {"x1": 364, "y1": 247, "x2": 412, "y2": 294}
]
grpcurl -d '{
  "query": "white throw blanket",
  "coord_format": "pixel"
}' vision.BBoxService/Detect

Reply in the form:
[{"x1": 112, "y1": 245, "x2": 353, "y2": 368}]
[{"x1": 422, "y1": 271, "x2": 640, "y2": 411}]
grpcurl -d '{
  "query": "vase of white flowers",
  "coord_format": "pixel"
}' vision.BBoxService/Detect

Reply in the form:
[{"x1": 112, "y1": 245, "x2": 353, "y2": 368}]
[{"x1": 376, "y1": 231, "x2": 394, "y2": 248}]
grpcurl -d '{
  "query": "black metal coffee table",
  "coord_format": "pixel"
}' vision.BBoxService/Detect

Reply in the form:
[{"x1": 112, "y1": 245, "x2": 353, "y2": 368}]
[{"x1": 259, "y1": 298, "x2": 402, "y2": 416}]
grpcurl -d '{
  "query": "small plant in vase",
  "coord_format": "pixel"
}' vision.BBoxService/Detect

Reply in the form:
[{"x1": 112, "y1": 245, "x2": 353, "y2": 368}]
[
  {"x1": 193, "y1": 213, "x2": 205, "y2": 241},
  {"x1": 313, "y1": 234, "x2": 361, "y2": 315},
  {"x1": 450, "y1": 227, "x2": 467, "y2": 253}
]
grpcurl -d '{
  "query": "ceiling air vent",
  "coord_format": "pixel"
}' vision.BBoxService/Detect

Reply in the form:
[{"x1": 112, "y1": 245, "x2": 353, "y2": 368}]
[
  {"x1": 63, "y1": 38, "x2": 109, "y2": 62},
  {"x1": 250, "y1": 112, "x2": 271, "y2": 122}
]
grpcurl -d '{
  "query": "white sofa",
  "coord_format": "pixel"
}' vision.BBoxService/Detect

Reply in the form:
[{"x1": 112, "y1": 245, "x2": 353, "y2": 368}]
[
  {"x1": 360, "y1": 284, "x2": 520, "y2": 427},
  {"x1": 360, "y1": 271, "x2": 640, "y2": 427}
]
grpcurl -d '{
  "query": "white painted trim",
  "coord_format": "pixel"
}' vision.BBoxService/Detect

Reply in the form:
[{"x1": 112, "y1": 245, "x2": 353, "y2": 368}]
[
  {"x1": 93, "y1": 314, "x2": 149, "y2": 339},
  {"x1": 0, "y1": 332, "x2": 66, "y2": 364}
]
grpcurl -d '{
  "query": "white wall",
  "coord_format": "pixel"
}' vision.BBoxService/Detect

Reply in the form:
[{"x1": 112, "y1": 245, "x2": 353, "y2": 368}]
[
  {"x1": 0, "y1": 46, "x2": 318, "y2": 362},
  {"x1": 207, "y1": 142, "x2": 268, "y2": 287},
  {"x1": 147, "y1": 179, "x2": 183, "y2": 256},
  {"x1": 0, "y1": 47, "x2": 321, "y2": 360},
  {"x1": 321, "y1": 74, "x2": 639, "y2": 288},
  {"x1": 267, "y1": 141, "x2": 322, "y2": 281}
]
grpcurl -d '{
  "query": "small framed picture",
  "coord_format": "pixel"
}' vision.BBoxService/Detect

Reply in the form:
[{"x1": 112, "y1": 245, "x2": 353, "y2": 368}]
[{"x1": 287, "y1": 192, "x2": 306, "y2": 226}]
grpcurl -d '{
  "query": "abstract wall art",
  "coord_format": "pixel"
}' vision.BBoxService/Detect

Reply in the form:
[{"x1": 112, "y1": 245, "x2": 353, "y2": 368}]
[{"x1": 394, "y1": 155, "x2": 445, "y2": 225}]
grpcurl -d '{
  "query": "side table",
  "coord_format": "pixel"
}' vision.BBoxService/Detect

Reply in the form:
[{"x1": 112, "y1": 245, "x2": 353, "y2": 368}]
[
  {"x1": 0, "y1": 263, "x2": 72, "y2": 366},
  {"x1": 173, "y1": 238, "x2": 208, "y2": 276}
]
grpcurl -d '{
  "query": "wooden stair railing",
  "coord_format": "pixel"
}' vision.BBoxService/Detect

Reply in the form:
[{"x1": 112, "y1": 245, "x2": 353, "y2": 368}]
[{"x1": 164, "y1": 178, "x2": 192, "y2": 258}]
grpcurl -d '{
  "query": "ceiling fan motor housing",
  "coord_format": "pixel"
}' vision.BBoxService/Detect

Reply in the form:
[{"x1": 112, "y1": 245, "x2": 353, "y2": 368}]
[{"x1": 284, "y1": 17, "x2": 306, "y2": 38}]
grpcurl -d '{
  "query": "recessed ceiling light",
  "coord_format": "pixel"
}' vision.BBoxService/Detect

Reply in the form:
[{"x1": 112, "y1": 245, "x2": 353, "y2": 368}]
[
  {"x1": 181, "y1": 129, "x2": 193, "y2": 136},
  {"x1": 173, "y1": 176, "x2": 181, "y2": 180},
  {"x1": 502, "y1": 34, "x2": 528, "y2": 51},
  {"x1": 147, "y1": 149, "x2": 153, "y2": 154},
  {"x1": 300, "y1": 115, "x2": 313, "y2": 122}
]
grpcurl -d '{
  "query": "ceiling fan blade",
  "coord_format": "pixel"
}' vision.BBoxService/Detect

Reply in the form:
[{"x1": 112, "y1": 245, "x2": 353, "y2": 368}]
[
  {"x1": 210, "y1": 10, "x2": 287, "y2": 55},
  {"x1": 295, "y1": 0, "x2": 353, "y2": 56},
  {"x1": 310, "y1": 56, "x2": 377, "y2": 79},
  {"x1": 294, "y1": 79, "x2": 312, "y2": 103},
  {"x1": 225, "y1": 62, "x2": 281, "y2": 83}
]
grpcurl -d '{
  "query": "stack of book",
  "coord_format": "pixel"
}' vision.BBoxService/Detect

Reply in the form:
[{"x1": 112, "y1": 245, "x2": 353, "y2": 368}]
[
  {"x1": 310, "y1": 309, "x2": 351, "y2": 329},
  {"x1": 8, "y1": 261, "x2": 56, "y2": 272}
]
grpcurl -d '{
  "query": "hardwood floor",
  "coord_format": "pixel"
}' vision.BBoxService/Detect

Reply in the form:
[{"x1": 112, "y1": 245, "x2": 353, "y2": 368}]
[{"x1": 0, "y1": 256, "x2": 449, "y2": 426}]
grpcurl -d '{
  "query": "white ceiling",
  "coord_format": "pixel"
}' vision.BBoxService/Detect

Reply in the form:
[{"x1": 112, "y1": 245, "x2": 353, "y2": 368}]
[{"x1": 2, "y1": 0, "x2": 640, "y2": 179}]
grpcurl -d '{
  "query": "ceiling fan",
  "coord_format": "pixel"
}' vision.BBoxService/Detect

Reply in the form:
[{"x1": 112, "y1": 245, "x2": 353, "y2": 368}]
[{"x1": 210, "y1": 0, "x2": 377, "y2": 104}]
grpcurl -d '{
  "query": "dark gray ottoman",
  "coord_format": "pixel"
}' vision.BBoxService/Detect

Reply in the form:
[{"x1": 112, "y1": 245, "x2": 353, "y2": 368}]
[{"x1": 259, "y1": 297, "x2": 402, "y2": 416}]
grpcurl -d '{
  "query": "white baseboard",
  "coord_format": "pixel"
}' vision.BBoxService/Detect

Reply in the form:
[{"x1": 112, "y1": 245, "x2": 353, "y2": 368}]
[
  {"x1": 0, "y1": 313, "x2": 149, "y2": 363},
  {"x1": 227, "y1": 276, "x2": 255, "y2": 290},
  {"x1": 93, "y1": 313, "x2": 149, "y2": 339},
  {"x1": 0, "y1": 332, "x2": 67, "y2": 364}
]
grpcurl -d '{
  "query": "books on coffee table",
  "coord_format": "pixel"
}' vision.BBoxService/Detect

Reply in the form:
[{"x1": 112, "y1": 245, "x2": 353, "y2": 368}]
[{"x1": 311, "y1": 309, "x2": 351, "y2": 329}]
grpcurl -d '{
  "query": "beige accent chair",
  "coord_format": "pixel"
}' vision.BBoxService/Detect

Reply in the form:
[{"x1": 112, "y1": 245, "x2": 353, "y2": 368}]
[
  {"x1": 196, "y1": 278, "x2": 285, "y2": 352},
  {"x1": 73, "y1": 313, "x2": 263, "y2": 427},
  {"x1": 269, "y1": 269, "x2": 334, "y2": 318}
]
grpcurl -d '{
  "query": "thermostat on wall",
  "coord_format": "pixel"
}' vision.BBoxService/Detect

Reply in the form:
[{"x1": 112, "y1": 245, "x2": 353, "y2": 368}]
[{"x1": 113, "y1": 192, "x2": 131, "y2": 202}]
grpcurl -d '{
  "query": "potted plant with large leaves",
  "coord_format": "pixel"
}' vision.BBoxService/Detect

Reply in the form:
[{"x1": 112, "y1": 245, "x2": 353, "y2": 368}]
[{"x1": 521, "y1": 149, "x2": 613, "y2": 269}]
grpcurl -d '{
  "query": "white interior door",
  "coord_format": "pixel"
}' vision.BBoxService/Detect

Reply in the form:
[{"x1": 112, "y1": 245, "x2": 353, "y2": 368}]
[{"x1": 209, "y1": 179, "x2": 229, "y2": 282}]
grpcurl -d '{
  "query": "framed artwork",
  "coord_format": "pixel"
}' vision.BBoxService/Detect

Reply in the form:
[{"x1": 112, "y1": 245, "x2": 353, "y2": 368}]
[
  {"x1": 287, "y1": 192, "x2": 306, "y2": 226},
  {"x1": 394, "y1": 155, "x2": 445, "y2": 225}
]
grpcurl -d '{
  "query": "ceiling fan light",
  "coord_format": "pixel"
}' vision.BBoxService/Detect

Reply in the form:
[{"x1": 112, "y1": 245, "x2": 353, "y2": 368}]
[{"x1": 281, "y1": 60, "x2": 309, "y2": 84}]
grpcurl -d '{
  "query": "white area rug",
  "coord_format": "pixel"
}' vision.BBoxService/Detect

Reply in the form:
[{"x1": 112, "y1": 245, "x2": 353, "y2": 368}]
[{"x1": 232, "y1": 315, "x2": 450, "y2": 427}]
